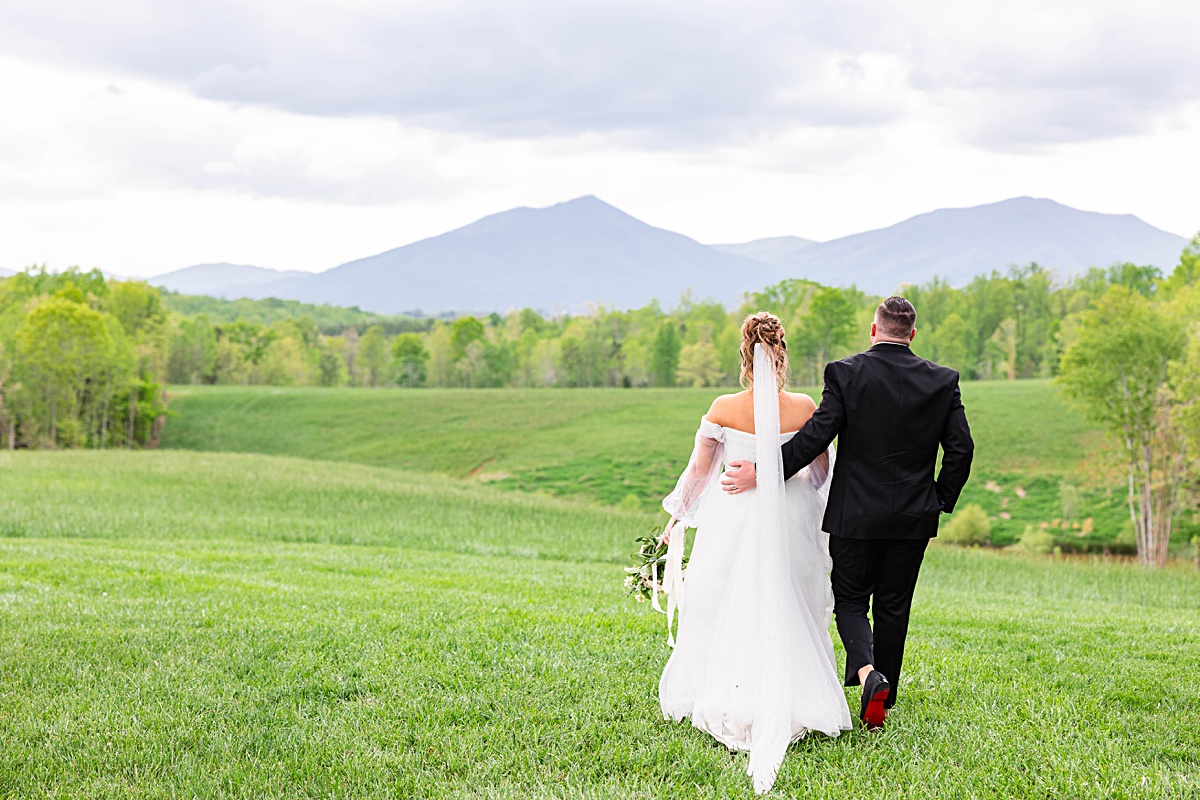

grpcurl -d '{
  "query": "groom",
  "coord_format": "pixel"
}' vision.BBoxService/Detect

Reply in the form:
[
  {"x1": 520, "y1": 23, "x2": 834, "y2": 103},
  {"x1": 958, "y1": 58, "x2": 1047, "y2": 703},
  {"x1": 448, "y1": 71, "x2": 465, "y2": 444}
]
[{"x1": 722, "y1": 296, "x2": 973, "y2": 730}]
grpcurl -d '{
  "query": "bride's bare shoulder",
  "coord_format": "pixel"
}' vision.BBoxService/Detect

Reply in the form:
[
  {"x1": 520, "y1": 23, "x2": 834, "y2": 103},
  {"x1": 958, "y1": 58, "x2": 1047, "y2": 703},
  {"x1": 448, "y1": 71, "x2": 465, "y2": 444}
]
[
  {"x1": 704, "y1": 391, "x2": 749, "y2": 426},
  {"x1": 783, "y1": 390, "x2": 817, "y2": 411}
]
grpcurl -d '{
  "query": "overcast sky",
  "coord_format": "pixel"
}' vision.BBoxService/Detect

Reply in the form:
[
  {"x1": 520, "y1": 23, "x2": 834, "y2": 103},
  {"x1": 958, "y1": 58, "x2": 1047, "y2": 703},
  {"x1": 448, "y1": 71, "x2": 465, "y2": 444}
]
[{"x1": 1, "y1": 0, "x2": 1197, "y2": 278}]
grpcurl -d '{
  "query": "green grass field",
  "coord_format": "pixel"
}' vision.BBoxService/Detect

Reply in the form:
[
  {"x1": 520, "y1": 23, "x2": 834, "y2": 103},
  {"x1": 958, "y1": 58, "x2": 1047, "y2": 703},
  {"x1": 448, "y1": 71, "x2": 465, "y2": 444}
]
[
  {"x1": 2, "y1": 451, "x2": 1198, "y2": 798},
  {"x1": 161, "y1": 380, "x2": 1160, "y2": 550}
]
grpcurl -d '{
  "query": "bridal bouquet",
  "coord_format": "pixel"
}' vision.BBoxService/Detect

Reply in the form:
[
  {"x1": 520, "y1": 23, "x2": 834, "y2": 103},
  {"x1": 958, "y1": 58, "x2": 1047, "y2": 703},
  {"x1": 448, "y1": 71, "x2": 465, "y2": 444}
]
[{"x1": 624, "y1": 526, "x2": 687, "y2": 603}]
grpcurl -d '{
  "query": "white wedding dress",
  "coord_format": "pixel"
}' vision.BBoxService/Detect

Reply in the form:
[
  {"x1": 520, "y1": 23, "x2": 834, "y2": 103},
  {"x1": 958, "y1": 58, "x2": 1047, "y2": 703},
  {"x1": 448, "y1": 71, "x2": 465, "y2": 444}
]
[{"x1": 657, "y1": 345, "x2": 852, "y2": 794}]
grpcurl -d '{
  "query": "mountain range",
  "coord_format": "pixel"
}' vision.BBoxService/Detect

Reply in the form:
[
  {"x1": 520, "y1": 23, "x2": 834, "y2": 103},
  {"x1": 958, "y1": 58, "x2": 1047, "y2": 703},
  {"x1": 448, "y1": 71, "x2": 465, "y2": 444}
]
[
  {"x1": 148, "y1": 196, "x2": 1188, "y2": 314},
  {"x1": 712, "y1": 236, "x2": 817, "y2": 264},
  {"x1": 151, "y1": 263, "x2": 310, "y2": 295}
]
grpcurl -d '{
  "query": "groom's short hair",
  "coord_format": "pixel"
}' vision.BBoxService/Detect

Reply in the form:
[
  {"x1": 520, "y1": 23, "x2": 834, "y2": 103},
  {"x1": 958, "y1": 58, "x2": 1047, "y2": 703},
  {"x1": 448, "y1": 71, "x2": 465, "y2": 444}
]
[{"x1": 876, "y1": 296, "x2": 916, "y2": 337}]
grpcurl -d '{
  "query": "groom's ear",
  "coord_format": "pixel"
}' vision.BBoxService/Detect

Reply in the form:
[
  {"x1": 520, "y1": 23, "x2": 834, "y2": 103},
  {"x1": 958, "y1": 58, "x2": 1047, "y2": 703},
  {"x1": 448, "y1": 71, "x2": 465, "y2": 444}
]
[
  {"x1": 870, "y1": 322, "x2": 877, "y2": 339},
  {"x1": 909, "y1": 327, "x2": 917, "y2": 342}
]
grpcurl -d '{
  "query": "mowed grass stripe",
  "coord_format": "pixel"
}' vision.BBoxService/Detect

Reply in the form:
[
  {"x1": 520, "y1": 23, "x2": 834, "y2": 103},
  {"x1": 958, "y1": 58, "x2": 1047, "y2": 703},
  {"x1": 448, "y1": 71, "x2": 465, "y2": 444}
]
[{"x1": 2, "y1": 451, "x2": 1198, "y2": 798}]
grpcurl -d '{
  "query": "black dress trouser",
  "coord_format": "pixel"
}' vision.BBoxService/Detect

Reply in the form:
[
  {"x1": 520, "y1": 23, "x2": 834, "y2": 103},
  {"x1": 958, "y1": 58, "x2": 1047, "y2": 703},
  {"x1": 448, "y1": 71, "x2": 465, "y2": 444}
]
[{"x1": 828, "y1": 536, "x2": 930, "y2": 709}]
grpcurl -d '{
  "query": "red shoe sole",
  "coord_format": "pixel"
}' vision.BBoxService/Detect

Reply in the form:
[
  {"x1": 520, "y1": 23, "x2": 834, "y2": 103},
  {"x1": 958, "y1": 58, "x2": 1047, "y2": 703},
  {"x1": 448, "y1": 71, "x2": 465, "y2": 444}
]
[{"x1": 864, "y1": 689, "x2": 889, "y2": 729}]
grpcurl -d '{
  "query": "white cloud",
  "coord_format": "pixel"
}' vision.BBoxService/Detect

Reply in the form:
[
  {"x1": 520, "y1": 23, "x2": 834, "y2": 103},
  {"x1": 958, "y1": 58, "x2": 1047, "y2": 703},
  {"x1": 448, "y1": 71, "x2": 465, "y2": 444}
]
[
  {"x1": 4, "y1": 0, "x2": 1197, "y2": 148},
  {"x1": 0, "y1": 1, "x2": 1197, "y2": 278}
]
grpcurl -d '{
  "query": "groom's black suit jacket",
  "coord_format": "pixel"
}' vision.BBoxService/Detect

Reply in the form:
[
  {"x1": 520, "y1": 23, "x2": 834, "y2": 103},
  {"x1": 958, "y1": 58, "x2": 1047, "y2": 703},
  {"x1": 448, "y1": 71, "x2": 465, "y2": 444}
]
[{"x1": 782, "y1": 342, "x2": 974, "y2": 539}]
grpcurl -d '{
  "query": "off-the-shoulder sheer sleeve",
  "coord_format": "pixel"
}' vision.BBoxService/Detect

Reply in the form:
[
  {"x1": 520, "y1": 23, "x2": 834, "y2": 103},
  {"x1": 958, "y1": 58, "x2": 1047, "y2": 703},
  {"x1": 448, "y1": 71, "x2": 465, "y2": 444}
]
[
  {"x1": 661, "y1": 418, "x2": 725, "y2": 528},
  {"x1": 657, "y1": 417, "x2": 725, "y2": 646}
]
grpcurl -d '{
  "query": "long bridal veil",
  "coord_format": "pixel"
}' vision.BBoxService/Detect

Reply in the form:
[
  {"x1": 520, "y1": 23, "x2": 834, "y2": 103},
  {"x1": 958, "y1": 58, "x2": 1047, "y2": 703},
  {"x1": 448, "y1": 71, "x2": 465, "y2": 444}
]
[{"x1": 747, "y1": 342, "x2": 793, "y2": 793}]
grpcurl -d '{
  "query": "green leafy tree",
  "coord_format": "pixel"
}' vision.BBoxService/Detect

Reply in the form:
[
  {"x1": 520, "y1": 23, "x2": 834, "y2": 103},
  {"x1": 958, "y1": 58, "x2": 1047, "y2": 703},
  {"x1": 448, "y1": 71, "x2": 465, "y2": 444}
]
[
  {"x1": 219, "y1": 321, "x2": 276, "y2": 368},
  {"x1": 212, "y1": 338, "x2": 249, "y2": 385},
  {"x1": 168, "y1": 315, "x2": 218, "y2": 384},
  {"x1": 677, "y1": 341, "x2": 722, "y2": 387},
  {"x1": 559, "y1": 335, "x2": 589, "y2": 387},
  {"x1": 800, "y1": 286, "x2": 857, "y2": 378},
  {"x1": 393, "y1": 333, "x2": 428, "y2": 388},
  {"x1": 651, "y1": 321, "x2": 681, "y2": 387},
  {"x1": 104, "y1": 281, "x2": 171, "y2": 439},
  {"x1": 963, "y1": 272, "x2": 1016, "y2": 371},
  {"x1": 1161, "y1": 233, "x2": 1200, "y2": 297},
  {"x1": 257, "y1": 336, "x2": 309, "y2": 385},
  {"x1": 457, "y1": 340, "x2": 488, "y2": 388},
  {"x1": 113, "y1": 375, "x2": 169, "y2": 447},
  {"x1": 358, "y1": 325, "x2": 390, "y2": 387},
  {"x1": 510, "y1": 327, "x2": 542, "y2": 387},
  {"x1": 529, "y1": 338, "x2": 561, "y2": 387},
  {"x1": 1009, "y1": 264, "x2": 1060, "y2": 377},
  {"x1": 1107, "y1": 263, "x2": 1162, "y2": 297},
  {"x1": 6, "y1": 266, "x2": 108, "y2": 307},
  {"x1": 317, "y1": 337, "x2": 348, "y2": 387},
  {"x1": 341, "y1": 328, "x2": 360, "y2": 385},
  {"x1": 516, "y1": 308, "x2": 548, "y2": 335},
  {"x1": 986, "y1": 318, "x2": 1018, "y2": 380},
  {"x1": 450, "y1": 316, "x2": 486, "y2": 361},
  {"x1": 929, "y1": 312, "x2": 973, "y2": 375},
  {"x1": 105, "y1": 280, "x2": 167, "y2": 340},
  {"x1": 709, "y1": 326, "x2": 740, "y2": 386},
  {"x1": 424, "y1": 324, "x2": 456, "y2": 387},
  {"x1": 559, "y1": 317, "x2": 613, "y2": 387},
  {"x1": 743, "y1": 279, "x2": 819, "y2": 322},
  {"x1": 1058, "y1": 286, "x2": 1188, "y2": 567},
  {"x1": 1172, "y1": 331, "x2": 1200, "y2": 520},
  {"x1": 12, "y1": 297, "x2": 131, "y2": 447},
  {"x1": 480, "y1": 339, "x2": 516, "y2": 387}
]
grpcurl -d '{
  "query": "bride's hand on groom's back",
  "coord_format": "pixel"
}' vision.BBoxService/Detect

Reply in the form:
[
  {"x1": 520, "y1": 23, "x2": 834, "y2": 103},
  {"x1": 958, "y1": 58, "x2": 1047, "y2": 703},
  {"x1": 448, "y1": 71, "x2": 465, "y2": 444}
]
[{"x1": 721, "y1": 461, "x2": 756, "y2": 494}]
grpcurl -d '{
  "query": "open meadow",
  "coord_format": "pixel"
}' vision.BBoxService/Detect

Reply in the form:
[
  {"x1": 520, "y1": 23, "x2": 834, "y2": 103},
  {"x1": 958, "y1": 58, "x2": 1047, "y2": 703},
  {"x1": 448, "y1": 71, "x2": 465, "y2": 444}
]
[
  {"x1": 5, "y1": 2, "x2": 1199, "y2": 797},
  {"x1": 161, "y1": 379, "x2": 1181, "y2": 550},
  {"x1": 3, "y1": 423, "x2": 1200, "y2": 797}
]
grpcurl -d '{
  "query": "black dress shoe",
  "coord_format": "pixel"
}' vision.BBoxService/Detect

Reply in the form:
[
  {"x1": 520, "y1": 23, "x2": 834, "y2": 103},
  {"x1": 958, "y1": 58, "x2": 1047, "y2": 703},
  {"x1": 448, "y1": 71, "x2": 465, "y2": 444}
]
[{"x1": 859, "y1": 670, "x2": 891, "y2": 730}]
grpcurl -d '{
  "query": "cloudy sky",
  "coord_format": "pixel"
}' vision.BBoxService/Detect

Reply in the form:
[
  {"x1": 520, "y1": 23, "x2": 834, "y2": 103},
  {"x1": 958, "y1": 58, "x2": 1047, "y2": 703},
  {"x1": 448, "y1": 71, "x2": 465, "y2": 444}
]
[{"x1": 1, "y1": 0, "x2": 1197, "y2": 278}]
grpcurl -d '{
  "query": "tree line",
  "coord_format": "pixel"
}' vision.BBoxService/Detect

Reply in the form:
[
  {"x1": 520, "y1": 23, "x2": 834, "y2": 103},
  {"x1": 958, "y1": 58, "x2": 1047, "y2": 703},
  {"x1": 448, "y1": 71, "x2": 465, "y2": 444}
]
[
  {"x1": 2, "y1": 238, "x2": 1197, "y2": 458},
  {"x1": 160, "y1": 290, "x2": 436, "y2": 336},
  {"x1": 164, "y1": 254, "x2": 1197, "y2": 392}
]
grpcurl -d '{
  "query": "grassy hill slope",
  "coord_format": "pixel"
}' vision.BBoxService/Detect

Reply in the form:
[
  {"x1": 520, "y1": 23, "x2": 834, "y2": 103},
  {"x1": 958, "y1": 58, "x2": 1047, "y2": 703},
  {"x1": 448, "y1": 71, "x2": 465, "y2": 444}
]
[
  {"x1": 161, "y1": 381, "x2": 1151, "y2": 549},
  {"x1": 2, "y1": 451, "x2": 1197, "y2": 798},
  {"x1": 162, "y1": 381, "x2": 1096, "y2": 477}
]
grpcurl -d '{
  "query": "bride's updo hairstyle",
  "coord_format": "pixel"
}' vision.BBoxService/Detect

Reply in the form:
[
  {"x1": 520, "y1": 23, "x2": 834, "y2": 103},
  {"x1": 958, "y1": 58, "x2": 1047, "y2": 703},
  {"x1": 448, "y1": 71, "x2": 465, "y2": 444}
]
[{"x1": 739, "y1": 311, "x2": 789, "y2": 390}]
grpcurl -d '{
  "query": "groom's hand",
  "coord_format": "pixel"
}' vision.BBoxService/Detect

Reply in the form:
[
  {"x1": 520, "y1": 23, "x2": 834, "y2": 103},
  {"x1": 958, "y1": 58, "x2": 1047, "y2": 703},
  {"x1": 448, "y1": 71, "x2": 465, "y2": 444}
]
[{"x1": 721, "y1": 461, "x2": 756, "y2": 494}]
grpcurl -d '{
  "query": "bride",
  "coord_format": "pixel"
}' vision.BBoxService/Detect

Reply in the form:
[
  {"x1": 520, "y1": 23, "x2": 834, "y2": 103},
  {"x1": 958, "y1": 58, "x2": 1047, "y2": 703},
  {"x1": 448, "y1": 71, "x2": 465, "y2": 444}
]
[{"x1": 657, "y1": 312, "x2": 852, "y2": 794}]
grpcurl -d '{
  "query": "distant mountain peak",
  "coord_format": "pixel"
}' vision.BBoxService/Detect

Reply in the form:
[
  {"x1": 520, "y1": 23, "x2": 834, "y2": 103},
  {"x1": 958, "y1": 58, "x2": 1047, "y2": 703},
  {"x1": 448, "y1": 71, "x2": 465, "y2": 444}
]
[
  {"x1": 776, "y1": 196, "x2": 1186, "y2": 292},
  {"x1": 549, "y1": 194, "x2": 632, "y2": 216},
  {"x1": 947, "y1": 195, "x2": 1135, "y2": 218}
]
